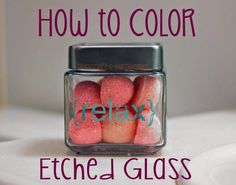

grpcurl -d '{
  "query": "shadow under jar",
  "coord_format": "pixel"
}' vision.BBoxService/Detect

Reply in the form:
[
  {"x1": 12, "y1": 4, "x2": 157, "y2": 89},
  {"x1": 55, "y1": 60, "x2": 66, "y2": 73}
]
[{"x1": 64, "y1": 43, "x2": 166, "y2": 155}]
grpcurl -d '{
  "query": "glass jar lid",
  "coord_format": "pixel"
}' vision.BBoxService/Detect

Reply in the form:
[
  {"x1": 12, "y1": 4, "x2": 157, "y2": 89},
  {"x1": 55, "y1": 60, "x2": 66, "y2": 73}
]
[{"x1": 69, "y1": 43, "x2": 163, "y2": 71}]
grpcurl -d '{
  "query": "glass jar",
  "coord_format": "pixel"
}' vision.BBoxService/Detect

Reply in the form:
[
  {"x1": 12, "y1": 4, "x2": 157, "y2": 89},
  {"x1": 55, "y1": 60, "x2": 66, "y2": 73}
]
[{"x1": 64, "y1": 43, "x2": 166, "y2": 155}]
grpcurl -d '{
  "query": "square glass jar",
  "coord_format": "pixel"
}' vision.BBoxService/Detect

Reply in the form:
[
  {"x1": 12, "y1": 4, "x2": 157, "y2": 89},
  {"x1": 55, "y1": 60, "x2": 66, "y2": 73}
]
[{"x1": 64, "y1": 43, "x2": 166, "y2": 155}]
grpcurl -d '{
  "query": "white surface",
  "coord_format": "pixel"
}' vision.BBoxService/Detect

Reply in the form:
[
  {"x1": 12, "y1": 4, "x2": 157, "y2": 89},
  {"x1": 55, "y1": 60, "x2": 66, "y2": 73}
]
[
  {"x1": 0, "y1": 107, "x2": 236, "y2": 185},
  {"x1": 4, "y1": 0, "x2": 236, "y2": 116},
  {"x1": 0, "y1": 107, "x2": 63, "y2": 140},
  {"x1": 178, "y1": 144, "x2": 236, "y2": 185}
]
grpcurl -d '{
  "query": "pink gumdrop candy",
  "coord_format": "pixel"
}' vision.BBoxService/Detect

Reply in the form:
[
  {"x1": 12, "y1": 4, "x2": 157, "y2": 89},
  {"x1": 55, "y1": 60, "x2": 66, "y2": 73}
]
[
  {"x1": 131, "y1": 76, "x2": 160, "y2": 110},
  {"x1": 134, "y1": 110, "x2": 161, "y2": 145},
  {"x1": 101, "y1": 108, "x2": 137, "y2": 144},
  {"x1": 100, "y1": 76, "x2": 134, "y2": 108},
  {"x1": 72, "y1": 81, "x2": 101, "y2": 111},
  {"x1": 68, "y1": 111, "x2": 102, "y2": 144}
]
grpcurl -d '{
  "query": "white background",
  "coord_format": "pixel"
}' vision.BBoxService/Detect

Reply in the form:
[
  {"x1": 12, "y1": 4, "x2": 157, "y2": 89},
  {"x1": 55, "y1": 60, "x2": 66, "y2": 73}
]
[{"x1": 2, "y1": 0, "x2": 236, "y2": 117}]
